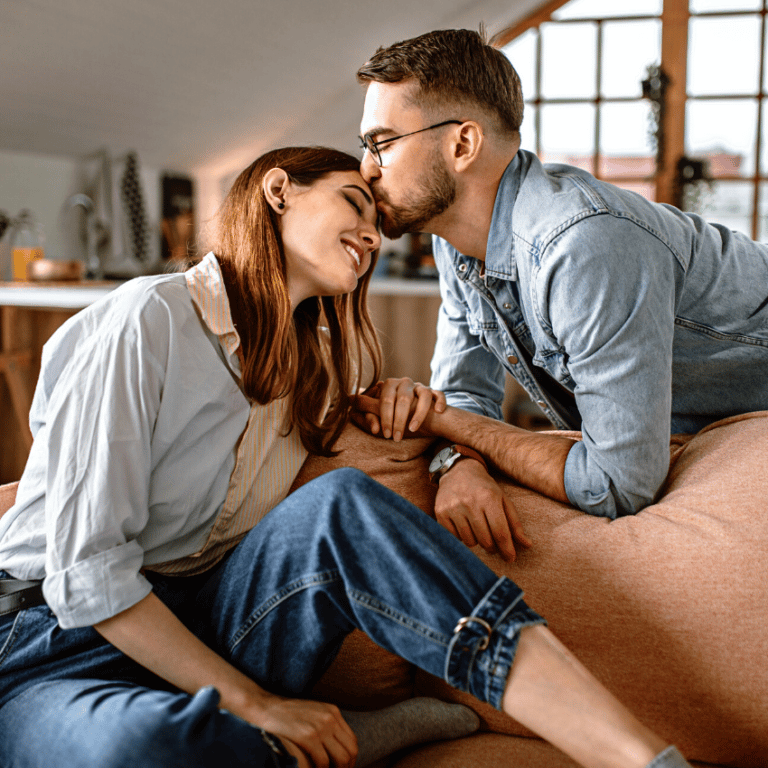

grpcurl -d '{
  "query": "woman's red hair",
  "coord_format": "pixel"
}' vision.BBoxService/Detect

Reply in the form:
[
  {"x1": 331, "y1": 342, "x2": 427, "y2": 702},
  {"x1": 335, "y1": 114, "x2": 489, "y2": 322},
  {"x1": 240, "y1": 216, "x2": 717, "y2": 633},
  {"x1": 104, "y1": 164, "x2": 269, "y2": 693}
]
[{"x1": 212, "y1": 146, "x2": 382, "y2": 456}]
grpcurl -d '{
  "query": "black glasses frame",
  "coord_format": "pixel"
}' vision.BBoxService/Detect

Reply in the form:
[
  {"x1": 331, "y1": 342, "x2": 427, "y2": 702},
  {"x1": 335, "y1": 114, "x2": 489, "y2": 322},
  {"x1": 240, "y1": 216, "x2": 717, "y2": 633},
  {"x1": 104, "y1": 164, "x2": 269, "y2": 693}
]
[{"x1": 359, "y1": 120, "x2": 464, "y2": 166}]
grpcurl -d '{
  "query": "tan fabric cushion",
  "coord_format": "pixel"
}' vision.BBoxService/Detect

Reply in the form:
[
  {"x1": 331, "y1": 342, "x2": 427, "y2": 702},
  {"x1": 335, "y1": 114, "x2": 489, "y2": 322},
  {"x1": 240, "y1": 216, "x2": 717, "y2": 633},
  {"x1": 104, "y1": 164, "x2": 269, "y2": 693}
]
[
  {"x1": 296, "y1": 415, "x2": 768, "y2": 768},
  {"x1": 389, "y1": 732, "x2": 720, "y2": 768}
]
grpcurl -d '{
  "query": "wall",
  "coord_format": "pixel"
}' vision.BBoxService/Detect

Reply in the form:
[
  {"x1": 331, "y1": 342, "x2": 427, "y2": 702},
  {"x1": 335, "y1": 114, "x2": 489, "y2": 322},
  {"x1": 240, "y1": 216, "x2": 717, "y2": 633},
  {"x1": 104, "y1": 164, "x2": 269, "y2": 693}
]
[
  {"x1": 0, "y1": 148, "x2": 163, "y2": 273},
  {"x1": 0, "y1": 149, "x2": 79, "y2": 262}
]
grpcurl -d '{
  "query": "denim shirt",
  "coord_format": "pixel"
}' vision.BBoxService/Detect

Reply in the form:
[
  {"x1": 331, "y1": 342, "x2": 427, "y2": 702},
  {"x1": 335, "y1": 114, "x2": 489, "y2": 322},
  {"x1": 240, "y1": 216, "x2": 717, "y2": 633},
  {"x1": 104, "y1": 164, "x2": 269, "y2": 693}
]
[{"x1": 431, "y1": 150, "x2": 768, "y2": 518}]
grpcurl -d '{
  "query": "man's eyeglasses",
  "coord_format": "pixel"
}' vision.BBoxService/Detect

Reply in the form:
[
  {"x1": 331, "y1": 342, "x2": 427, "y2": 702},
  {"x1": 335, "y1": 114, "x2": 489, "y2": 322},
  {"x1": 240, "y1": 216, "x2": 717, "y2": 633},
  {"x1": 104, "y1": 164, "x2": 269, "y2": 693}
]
[{"x1": 359, "y1": 120, "x2": 463, "y2": 167}]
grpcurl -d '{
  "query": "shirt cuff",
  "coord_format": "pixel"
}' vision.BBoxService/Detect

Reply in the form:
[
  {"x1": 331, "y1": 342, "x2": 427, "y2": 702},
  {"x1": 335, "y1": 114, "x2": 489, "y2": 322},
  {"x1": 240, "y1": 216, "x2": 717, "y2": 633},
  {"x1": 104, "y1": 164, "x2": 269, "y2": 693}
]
[
  {"x1": 564, "y1": 441, "x2": 657, "y2": 518},
  {"x1": 43, "y1": 541, "x2": 152, "y2": 629},
  {"x1": 563, "y1": 441, "x2": 620, "y2": 519}
]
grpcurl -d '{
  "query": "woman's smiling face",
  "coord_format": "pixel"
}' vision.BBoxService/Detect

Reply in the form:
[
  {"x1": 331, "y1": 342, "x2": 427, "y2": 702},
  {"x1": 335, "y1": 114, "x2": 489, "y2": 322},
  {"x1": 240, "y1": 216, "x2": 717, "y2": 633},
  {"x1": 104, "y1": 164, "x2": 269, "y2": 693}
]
[{"x1": 273, "y1": 170, "x2": 381, "y2": 309}]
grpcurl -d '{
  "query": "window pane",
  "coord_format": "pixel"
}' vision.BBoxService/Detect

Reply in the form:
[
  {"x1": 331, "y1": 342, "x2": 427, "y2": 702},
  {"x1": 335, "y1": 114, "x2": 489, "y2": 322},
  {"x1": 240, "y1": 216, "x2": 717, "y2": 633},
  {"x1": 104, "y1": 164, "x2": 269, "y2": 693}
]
[
  {"x1": 554, "y1": 0, "x2": 661, "y2": 19},
  {"x1": 503, "y1": 28, "x2": 538, "y2": 100},
  {"x1": 520, "y1": 104, "x2": 538, "y2": 154},
  {"x1": 686, "y1": 99, "x2": 757, "y2": 177},
  {"x1": 692, "y1": 180, "x2": 753, "y2": 238},
  {"x1": 540, "y1": 103, "x2": 596, "y2": 172},
  {"x1": 760, "y1": 100, "x2": 768, "y2": 174},
  {"x1": 763, "y1": 16, "x2": 768, "y2": 94},
  {"x1": 690, "y1": 0, "x2": 761, "y2": 12},
  {"x1": 540, "y1": 22, "x2": 597, "y2": 99},
  {"x1": 688, "y1": 16, "x2": 761, "y2": 95},
  {"x1": 601, "y1": 19, "x2": 662, "y2": 97},
  {"x1": 599, "y1": 102, "x2": 654, "y2": 176}
]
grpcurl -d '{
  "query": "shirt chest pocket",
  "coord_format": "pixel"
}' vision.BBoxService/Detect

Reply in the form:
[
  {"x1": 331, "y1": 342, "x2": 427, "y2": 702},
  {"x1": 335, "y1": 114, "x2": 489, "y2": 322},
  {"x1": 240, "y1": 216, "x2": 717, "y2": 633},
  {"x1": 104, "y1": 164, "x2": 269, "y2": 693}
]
[{"x1": 465, "y1": 299, "x2": 516, "y2": 363}]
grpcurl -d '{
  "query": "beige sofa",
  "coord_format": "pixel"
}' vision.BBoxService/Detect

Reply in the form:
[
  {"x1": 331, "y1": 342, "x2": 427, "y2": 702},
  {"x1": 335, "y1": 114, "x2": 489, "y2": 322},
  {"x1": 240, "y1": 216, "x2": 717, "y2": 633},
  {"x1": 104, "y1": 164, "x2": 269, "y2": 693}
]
[
  {"x1": 1, "y1": 412, "x2": 766, "y2": 767},
  {"x1": 297, "y1": 412, "x2": 768, "y2": 768}
]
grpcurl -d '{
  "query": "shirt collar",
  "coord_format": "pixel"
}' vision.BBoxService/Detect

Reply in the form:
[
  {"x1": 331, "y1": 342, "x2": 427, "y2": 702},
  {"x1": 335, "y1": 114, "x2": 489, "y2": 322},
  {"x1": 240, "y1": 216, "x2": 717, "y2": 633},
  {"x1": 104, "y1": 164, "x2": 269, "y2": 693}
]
[
  {"x1": 484, "y1": 152, "x2": 523, "y2": 280},
  {"x1": 184, "y1": 252, "x2": 242, "y2": 360}
]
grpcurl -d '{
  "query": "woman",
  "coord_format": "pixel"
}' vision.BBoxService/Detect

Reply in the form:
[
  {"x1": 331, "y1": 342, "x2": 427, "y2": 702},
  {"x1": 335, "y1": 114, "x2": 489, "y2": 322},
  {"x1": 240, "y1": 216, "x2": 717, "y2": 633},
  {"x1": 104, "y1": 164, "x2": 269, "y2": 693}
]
[{"x1": 0, "y1": 147, "x2": 692, "y2": 768}]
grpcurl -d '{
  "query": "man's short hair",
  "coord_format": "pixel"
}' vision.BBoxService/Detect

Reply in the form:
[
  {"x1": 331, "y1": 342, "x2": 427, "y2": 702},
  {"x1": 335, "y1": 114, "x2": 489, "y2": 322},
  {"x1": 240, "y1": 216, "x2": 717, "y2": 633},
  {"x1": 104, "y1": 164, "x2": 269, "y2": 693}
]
[{"x1": 357, "y1": 29, "x2": 523, "y2": 138}]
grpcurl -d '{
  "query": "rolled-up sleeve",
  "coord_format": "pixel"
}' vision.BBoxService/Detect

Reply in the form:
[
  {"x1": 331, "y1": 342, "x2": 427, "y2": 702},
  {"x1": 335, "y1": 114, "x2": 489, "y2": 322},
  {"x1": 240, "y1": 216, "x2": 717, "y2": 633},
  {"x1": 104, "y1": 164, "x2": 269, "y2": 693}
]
[{"x1": 40, "y1": 294, "x2": 169, "y2": 628}]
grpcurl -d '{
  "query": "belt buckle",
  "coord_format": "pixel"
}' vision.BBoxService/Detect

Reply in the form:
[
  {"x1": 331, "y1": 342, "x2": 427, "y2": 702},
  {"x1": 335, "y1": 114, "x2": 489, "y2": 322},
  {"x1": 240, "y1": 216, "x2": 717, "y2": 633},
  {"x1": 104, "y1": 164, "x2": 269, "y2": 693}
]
[{"x1": 453, "y1": 615, "x2": 492, "y2": 651}]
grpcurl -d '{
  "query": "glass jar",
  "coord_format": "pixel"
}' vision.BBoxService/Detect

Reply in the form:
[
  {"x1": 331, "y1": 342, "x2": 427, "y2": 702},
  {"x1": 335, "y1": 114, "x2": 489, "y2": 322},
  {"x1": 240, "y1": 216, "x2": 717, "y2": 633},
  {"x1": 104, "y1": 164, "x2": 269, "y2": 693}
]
[{"x1": 7, "y1": 210, "x2": 45, "y2": 281}]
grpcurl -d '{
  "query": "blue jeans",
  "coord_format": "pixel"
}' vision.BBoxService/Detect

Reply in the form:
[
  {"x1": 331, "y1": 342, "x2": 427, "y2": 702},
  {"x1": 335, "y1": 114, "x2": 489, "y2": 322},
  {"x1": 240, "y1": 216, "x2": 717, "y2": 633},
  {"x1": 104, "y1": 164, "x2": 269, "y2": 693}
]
[{"x1": 0, "y1": 469, "x2": 544, "y2": 768}]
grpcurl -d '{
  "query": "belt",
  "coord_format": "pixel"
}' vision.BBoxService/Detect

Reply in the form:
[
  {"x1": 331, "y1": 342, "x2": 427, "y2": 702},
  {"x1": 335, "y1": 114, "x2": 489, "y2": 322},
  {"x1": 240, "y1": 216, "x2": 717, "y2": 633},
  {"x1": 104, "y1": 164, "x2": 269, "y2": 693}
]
[{"x1": 0, "y1": 579, "x2": 46, "y2": 617}]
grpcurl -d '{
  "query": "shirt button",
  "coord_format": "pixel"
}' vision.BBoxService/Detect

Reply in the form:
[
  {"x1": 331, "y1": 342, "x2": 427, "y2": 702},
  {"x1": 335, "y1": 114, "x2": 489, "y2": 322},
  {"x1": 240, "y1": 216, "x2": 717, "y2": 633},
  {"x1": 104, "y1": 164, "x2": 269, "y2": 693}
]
[
  {"x1": 507, "y1": 355, "x2": 518, "y2": 365},
  {"x1": 503, "y1": 303, "x2": 512, "y2": 309},
  {"x1": 458, "y1": 264, "x2": 468, "y2": 273}
]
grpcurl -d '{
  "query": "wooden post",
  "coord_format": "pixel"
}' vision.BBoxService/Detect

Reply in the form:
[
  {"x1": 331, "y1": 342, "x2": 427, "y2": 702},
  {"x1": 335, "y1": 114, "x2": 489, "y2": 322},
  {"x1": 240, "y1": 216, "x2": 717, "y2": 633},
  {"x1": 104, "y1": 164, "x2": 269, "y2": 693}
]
[{"x1": 657, "y1": 0, "x2": 690, "y2": 205}]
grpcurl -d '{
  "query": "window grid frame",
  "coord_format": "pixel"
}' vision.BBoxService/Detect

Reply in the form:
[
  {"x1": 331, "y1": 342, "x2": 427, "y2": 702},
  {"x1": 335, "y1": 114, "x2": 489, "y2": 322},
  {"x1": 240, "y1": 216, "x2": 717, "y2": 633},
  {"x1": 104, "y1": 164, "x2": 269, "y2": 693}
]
[{"x1": 497, "y1": 0, "x2": 768, "y2": 239}]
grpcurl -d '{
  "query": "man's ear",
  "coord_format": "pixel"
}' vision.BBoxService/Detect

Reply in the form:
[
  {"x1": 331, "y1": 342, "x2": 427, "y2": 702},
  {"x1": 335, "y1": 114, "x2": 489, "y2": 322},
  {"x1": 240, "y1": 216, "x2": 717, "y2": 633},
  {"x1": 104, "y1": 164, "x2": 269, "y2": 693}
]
[
  {"x1": 262, "y1": 168, "x2": 291, "y2": 213},
  {"x1": 450, "y1": 121, "x2": 484, "y2": 173}
]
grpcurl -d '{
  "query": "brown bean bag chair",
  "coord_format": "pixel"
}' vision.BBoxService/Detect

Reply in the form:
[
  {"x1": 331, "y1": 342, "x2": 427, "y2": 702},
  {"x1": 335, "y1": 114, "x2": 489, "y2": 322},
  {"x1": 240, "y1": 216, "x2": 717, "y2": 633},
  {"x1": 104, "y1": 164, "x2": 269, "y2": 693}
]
[{"x1": 299, "y1": 412, "x2": 768, "y2": 768}]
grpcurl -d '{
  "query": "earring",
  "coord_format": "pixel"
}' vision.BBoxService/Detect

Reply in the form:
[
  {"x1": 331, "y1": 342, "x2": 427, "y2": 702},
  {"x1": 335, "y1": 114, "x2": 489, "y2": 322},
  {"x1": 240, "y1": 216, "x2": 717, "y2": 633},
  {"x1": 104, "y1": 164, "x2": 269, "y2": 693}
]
[{"x1": 277, "y1": 202, "x2": 285, "y2": 210}]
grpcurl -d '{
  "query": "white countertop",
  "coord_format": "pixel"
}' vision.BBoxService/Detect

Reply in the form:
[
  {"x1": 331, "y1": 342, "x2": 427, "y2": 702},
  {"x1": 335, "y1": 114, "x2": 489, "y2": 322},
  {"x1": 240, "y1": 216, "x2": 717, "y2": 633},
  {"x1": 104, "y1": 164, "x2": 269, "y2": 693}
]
[
  {"x1": 0, "y1": 277, "x2": 440, "y2": 310},
  {"x1": 0, "y1": 282, "x2": 122, "y2": 309}
]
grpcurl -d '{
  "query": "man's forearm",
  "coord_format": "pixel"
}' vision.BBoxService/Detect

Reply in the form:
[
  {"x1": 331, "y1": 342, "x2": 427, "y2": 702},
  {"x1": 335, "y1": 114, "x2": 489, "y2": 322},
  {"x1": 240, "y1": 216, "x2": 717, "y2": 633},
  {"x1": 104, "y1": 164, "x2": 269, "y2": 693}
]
[{"x1": 423, "y1": 405, "x2": 574, "y2": 504}]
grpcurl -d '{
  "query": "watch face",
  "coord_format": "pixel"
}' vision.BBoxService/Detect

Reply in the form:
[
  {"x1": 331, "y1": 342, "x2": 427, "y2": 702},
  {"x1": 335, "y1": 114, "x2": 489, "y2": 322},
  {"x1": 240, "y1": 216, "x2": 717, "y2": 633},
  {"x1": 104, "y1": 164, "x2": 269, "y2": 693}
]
[{"x1": 429, "y1": 446, "x2": 454, "y2": 473}]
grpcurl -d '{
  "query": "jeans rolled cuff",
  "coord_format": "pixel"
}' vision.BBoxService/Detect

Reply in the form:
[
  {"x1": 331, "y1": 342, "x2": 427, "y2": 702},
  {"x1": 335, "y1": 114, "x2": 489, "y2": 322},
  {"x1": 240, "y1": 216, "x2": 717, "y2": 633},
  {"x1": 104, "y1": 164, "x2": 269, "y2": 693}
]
[{"x1": 444, "y1": 576, "x2": 546, "y2": 710}]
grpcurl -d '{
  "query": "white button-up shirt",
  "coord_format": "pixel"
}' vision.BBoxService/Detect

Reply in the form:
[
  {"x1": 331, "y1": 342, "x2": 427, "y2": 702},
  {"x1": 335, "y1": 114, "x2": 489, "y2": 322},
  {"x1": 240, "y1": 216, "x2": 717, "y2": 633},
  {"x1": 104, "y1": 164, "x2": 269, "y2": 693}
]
[{"x1": 0, "y1": 254, "x2": 306, "y2": 628}]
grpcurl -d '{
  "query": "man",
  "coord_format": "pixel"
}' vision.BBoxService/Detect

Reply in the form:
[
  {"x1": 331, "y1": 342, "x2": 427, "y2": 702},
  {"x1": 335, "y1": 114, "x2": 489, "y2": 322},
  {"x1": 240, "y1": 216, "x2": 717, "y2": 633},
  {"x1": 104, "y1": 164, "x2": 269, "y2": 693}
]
[{"x1": 355, "y1": 29, "x2": 768, "y2": 559}]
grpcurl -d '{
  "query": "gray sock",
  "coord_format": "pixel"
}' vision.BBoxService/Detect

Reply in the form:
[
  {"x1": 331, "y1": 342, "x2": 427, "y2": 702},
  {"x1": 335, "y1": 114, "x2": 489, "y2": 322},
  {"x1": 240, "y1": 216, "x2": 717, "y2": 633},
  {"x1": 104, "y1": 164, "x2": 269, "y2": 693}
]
[
  {"x1": 645, "y1": 745, "x2": 693, "y2": 768},
  {"x1": 342, "y1": 697, "x2": 480, "y2": 767}
]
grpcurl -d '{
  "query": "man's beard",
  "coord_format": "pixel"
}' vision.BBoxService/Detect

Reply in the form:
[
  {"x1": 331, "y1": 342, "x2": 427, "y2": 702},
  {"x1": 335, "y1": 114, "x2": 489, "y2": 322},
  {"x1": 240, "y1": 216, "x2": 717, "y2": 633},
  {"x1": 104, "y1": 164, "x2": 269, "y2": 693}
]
[{"x1": 374, "y1": 152, "x2": 456, "y2": 240}]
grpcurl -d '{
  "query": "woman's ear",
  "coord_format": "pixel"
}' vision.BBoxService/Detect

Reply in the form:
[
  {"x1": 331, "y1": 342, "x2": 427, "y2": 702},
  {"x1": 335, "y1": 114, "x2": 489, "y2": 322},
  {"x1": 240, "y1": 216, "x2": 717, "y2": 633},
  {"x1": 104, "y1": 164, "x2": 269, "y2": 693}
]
[
  {"x1": 262, "y1": 167, "x2": 291, "y2": 213},
  {"x1": 450, "y1": 121, "x2": 484, "y2": 173}
]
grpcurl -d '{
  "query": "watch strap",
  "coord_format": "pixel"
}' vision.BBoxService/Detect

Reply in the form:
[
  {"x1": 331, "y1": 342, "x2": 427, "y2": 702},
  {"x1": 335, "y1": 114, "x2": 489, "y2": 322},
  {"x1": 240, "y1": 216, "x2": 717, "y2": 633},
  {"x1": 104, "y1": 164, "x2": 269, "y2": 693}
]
[{"x1": 452, "y1": 444, "x2": 488, "y2": 473}]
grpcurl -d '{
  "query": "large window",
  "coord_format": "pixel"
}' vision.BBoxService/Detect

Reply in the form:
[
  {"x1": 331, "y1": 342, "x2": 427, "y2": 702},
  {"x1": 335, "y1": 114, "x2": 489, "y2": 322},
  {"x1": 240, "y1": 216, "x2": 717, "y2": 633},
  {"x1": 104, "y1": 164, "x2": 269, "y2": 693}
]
[{"x1": 495, "y1": 0, "x2": 768, "y2": 240}]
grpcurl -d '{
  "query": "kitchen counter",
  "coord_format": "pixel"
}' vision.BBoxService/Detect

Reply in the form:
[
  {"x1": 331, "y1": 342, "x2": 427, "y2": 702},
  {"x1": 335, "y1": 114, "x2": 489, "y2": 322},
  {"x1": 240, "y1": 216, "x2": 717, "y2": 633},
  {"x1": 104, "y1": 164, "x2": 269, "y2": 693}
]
[
  {"x1": 0, "y1": 277, "x2": 440, "y2": 310},
  {"x1": 0, "y1": 281, "x2": 122, "y2": 309}
]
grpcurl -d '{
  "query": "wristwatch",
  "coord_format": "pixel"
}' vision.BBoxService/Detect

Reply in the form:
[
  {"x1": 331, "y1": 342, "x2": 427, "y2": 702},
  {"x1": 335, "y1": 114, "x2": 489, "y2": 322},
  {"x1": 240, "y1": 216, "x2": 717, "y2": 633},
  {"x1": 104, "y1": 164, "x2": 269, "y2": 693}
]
[{"x1": 428, "y1": 444, "x2": 488, "y2": 484}]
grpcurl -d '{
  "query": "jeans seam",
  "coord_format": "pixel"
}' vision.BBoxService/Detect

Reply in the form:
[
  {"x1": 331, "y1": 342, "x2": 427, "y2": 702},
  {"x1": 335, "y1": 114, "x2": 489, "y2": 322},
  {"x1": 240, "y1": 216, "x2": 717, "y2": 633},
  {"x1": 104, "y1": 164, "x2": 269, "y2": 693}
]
[
  {"x1": 348, "y1": 591, "x2": 451, "y2": 646},
  {"x1": 228, "y1": 570, "x2": 453, "y2": 655},
  {"x1": 0, "y1": 611, "x2": 24, "y2": 667},
  {"x1": 229, "y1": 570, "x2": 342, "y2": 652}
]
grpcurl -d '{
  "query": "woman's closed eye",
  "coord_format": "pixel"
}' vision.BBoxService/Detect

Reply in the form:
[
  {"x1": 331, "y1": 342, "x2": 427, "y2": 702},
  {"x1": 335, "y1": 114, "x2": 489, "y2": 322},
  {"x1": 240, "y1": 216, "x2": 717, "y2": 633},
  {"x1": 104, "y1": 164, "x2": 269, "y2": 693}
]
[{"x1": 344, "y1": 194, "x2": 363, "y2": 215}]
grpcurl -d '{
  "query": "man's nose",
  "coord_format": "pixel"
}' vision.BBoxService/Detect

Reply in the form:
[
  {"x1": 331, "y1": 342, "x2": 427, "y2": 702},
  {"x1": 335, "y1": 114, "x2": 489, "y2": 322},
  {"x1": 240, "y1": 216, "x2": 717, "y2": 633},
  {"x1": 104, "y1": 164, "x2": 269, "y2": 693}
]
[{"x1": 360, "y1": 150, "x2": 380, "y2": 184}]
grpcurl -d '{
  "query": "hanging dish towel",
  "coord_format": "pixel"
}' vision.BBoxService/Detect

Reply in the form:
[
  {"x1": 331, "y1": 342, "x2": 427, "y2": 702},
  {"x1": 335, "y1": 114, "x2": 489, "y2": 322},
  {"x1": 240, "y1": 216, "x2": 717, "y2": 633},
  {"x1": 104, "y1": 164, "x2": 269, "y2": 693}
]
[{"x1": 121, "y1": 151, "x2": 149, "y2": 263}]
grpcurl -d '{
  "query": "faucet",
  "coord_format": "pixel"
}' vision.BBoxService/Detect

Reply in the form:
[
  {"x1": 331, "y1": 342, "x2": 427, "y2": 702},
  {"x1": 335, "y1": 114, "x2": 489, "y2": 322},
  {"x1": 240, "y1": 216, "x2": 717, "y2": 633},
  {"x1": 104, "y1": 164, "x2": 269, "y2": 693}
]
[{"x1": 63, "y1": 194, "x2": 109, "y2": 279}]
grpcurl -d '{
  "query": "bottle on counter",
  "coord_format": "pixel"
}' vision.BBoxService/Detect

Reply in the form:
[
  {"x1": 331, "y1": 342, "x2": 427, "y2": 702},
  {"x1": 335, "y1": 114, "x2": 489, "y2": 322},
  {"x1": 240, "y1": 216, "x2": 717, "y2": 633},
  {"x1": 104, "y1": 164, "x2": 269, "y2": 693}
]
[
  {"x1": 7, "y1": 209, "x2": 45, "y2": 281},
  {"x1": 0, "y1": 210, "x2": 10, "y2": 281}
]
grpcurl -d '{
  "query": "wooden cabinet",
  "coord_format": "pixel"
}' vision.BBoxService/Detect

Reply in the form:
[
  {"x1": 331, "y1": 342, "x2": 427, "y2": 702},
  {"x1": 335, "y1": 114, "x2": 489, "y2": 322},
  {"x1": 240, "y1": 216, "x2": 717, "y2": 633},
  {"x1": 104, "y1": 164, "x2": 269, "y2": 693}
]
[
  {"x1": 367, "y1": 281, "x2": 441, "y2": 384},
  {"x1": 0, "y1": 283, "x2": 116, "y2": 482}
]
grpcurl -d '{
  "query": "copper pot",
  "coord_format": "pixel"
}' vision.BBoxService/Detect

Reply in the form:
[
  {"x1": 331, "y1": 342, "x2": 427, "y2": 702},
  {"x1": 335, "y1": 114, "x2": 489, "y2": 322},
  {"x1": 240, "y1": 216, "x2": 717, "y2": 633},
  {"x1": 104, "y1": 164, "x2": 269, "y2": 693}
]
[{"x1": 26, "y1": 259, "x2": 85, "y2": 282}]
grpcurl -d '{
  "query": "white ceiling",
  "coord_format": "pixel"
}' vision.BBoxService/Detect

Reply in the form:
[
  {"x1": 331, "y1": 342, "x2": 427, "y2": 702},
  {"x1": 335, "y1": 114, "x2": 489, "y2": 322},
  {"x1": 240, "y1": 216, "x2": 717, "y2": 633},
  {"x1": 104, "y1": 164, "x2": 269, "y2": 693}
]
[{"x1": 0, "y1": 0, "x2": 541, "y2": 178}]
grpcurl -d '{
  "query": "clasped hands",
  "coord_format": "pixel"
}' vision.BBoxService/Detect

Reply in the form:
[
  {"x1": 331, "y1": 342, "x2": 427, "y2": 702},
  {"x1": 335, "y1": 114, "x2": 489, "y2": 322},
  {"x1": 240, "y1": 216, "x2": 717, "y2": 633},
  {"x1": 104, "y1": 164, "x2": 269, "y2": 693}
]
[{"x1": 352, "y1": 378, "x2": 531, "y2": 562}]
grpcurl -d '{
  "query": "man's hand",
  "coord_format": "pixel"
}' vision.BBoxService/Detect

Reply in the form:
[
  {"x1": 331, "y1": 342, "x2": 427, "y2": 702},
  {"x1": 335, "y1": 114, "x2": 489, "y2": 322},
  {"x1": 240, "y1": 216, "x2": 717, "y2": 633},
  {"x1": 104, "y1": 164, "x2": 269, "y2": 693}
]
[
  {"x1": 435, "y1": 457, "x2": 532, "y2": 562},
  {"x1": 352, "y1": 378, "x2": 445, "y2": 441}
]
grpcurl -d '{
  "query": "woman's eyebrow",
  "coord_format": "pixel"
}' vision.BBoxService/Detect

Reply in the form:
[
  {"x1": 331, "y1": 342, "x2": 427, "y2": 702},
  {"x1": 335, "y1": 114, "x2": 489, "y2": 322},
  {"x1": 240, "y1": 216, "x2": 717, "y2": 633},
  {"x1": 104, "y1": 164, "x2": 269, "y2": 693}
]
[{"x1": 343, "y1": 184, "x2": 373, "y2": 207}]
